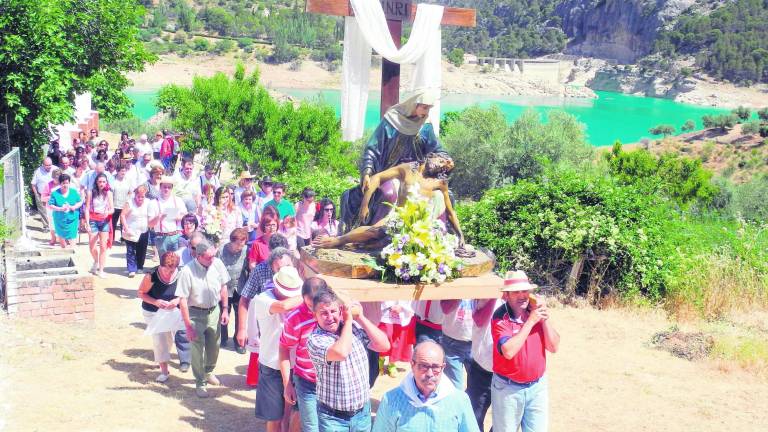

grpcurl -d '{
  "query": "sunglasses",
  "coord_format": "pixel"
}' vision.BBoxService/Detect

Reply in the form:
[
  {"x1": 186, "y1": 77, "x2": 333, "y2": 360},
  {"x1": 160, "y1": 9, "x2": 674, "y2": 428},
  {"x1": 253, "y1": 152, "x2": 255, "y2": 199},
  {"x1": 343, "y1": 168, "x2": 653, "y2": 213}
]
[{"x1": 324, "y1": 207, "x2": 334, "y2": 212}]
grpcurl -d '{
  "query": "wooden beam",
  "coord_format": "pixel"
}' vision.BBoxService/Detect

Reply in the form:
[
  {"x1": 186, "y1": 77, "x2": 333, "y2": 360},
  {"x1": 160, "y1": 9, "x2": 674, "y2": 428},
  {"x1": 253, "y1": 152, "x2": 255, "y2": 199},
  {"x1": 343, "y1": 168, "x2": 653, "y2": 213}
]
[
  {"x1": 304, "y1": 269, "x2": 504, "y2": 302},
  {"x1": 306, "y1": 0, "x2": 477, "y2": 27}
]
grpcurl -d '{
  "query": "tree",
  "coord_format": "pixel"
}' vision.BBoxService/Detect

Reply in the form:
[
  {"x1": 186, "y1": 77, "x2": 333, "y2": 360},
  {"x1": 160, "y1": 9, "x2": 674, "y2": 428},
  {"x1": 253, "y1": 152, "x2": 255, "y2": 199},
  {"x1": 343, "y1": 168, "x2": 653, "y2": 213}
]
[
  {"x1": 732, "y1": 106, "x2": 751, "y2": 122},
  {"x1": 681, "y1": 120, "x2": 696, "y2": 132},
  {"x1": 0, "y1": 0, "x2": 155, "y2": 174},
  {"x1": 741, "y1": 121, "x2": 761, "y2": 136},
  {"x1": 155, "y1": 64, "x2": 356, "y2": 177},
  {"x1": 441, "y1": 107, "x2": 593, "y2": 199},
  {"x1": 758, "y1": 107, "x2": 768, "y2": 122},
  {"x1": 447, "y1": 48, "x2": 465, "y2": 67},
  {"x1": 702, "y1": 114, "x2": 737, "y2": 132},
  {"x1": 649, "y1": 124, "x2": 676, "y2": 138}
]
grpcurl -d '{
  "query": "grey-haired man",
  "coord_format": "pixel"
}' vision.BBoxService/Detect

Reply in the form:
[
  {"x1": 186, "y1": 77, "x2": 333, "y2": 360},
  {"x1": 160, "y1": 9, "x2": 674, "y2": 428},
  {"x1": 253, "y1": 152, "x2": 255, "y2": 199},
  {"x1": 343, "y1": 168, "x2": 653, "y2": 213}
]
[{"x1": 176, "y1": 239, "x2": 230, "y2": 398}]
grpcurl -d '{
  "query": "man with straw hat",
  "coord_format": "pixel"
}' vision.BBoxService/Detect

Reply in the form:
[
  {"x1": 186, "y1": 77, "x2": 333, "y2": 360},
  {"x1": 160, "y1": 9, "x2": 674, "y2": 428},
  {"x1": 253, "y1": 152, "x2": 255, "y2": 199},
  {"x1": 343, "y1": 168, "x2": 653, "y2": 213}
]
[
  {"x1": 251, "y1": 265, "x2": 305, "y2": 432},
  {"x1": 490, "y1": 270, "x2": 560, "y2": 432}
]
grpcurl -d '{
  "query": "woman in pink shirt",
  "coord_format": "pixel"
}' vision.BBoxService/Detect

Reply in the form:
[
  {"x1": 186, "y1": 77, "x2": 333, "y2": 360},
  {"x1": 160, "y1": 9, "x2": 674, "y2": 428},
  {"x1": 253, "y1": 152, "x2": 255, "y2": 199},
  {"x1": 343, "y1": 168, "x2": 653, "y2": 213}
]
[{"x1": 294, "y1": 188, "x2": 316, "y2": 248}]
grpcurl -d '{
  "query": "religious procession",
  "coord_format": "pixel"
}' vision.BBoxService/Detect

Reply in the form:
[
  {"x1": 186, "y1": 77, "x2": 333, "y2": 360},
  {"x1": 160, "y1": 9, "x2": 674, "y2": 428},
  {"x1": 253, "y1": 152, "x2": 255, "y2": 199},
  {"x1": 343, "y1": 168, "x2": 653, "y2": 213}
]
[
  {"x1": 27, "y1": 76, "x2": 559, "y2": 431},
  {"x1": 14, "y1": 0, "x2": 767, "y2": 431}
]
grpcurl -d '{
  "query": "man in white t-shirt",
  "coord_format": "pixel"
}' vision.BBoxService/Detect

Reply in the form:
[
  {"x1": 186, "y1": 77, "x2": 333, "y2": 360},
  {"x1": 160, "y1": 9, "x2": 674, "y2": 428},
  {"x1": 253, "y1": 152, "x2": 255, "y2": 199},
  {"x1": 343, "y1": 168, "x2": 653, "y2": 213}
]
[
  {"x1": 465, "y1": 299, "x2": 502, "y2": 431},
  {"x1": 251, "y1": 266, "x2": 304, "y2": 432},
  {"x1": 151, "y1": 131, "x2": 164, "y2": 159},
  {"x1": 136, "y1": 133, "x2": 153, "y2": 158},
  {"x1": 30, "y1": 157, "x2": 55, "y2": 229},
  {"x1": 173, "y1": 157, "x2": 201, "y2": 213}
]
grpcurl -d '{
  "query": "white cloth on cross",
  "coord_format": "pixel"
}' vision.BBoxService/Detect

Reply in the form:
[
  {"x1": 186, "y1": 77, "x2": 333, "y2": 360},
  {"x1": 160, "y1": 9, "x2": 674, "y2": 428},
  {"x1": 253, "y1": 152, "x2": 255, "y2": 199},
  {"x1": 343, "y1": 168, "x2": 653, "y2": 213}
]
[{"x1": 342, "y1": 0, "x2": 444, "y2": 141}]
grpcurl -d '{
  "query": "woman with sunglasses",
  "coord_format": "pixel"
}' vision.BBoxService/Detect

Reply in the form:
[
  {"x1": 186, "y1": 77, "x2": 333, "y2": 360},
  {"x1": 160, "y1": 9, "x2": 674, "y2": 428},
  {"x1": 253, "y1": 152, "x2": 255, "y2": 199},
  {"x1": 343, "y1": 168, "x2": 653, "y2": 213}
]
[{"x1": 311, "y1": 197, "x2": 339, "y2": 238}]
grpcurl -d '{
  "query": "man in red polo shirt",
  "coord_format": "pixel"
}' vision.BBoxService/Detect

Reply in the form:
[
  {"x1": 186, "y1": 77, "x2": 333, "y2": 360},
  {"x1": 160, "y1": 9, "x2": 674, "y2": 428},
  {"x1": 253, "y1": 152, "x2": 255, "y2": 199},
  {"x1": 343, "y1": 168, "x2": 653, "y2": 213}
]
[
  {"x1": 491, "y1": 270, "x2": 560, "y2": 432},
  {"x1": 279, "y1": 277, "x2": 329, "y2": 432}
]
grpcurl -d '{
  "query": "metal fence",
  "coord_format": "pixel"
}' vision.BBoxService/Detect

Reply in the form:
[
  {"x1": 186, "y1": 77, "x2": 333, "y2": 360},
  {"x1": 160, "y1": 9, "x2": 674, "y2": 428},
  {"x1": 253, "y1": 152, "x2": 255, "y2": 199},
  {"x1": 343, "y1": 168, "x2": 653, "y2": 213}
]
[{"x1": 1, "y1": 148, "x2": 24, "y2": 239}]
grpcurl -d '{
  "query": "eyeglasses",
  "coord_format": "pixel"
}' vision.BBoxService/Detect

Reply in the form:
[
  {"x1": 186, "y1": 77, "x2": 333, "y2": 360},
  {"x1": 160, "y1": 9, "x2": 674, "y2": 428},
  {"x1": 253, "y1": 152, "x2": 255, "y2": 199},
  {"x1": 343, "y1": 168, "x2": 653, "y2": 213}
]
[
  {"x1": 324, "y1": 207, "x2": 334, "y2": 212},
  {"x1": 414, "y1": 362, "x2": 445, "y2": 373}
]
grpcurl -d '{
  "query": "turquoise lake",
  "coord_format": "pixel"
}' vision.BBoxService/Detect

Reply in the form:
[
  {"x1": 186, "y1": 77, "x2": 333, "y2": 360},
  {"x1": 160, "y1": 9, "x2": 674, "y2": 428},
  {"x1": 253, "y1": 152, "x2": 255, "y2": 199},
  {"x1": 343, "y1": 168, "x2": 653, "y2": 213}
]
[{"x1": 126, "y1": 87, "x2": 727, "y2": 146}]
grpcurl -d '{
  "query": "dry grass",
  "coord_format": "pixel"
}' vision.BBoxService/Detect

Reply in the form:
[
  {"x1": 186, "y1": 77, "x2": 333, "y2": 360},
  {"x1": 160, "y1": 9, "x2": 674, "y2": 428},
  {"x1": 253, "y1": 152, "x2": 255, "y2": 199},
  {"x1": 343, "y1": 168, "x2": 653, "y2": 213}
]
[{"x1": 665, "y1": 251, "x2": 768, "y2": 321}]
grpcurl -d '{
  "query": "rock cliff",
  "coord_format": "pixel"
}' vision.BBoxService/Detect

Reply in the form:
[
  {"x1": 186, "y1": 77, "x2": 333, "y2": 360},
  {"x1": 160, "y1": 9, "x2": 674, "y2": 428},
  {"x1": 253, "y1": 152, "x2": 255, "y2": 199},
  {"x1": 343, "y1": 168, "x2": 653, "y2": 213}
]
[{"x1": 555, "y1": 0, "x2": 696, "y2": 63}]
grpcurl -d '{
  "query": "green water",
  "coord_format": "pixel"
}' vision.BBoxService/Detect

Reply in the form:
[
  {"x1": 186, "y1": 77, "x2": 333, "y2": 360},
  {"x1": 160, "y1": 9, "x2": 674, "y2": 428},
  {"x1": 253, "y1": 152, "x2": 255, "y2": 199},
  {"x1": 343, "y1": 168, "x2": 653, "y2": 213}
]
[{"x1": 126, "y1": 87, "x2": 727, "y2": 146}]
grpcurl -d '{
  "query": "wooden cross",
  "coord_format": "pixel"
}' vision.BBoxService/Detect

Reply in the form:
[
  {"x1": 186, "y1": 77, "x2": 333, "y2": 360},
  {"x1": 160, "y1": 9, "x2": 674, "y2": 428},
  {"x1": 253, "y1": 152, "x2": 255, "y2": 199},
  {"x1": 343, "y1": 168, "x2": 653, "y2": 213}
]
[{"x1": 307, "y1": 0, "x2": 476, "y2": 116}]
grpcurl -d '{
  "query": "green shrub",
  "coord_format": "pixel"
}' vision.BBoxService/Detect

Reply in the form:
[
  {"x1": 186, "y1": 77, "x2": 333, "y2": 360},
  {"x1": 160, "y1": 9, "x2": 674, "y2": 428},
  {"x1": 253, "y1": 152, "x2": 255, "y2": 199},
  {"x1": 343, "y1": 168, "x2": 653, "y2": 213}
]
[
  {"x1": 193, "y1": 38, "x2": 210, "y2": 51},
  {"x1": 604, "y1": 142, "x2": 718, "y2": 208},
  {"x1": 742, "y1": 121, "x2": 761, "y2": 136},
  {"x1": 442, "y1": 107, "x2": 593, "y2": 199},
  {"x1": 273, "y1": 169, "x2": 356, "y2": 205},
  {"x1": 173, "y1": 30, "x2": 187, "y2": 44},
  {"x1": 237, "y1": 37, "x2": 254, "y2": 49},
  {"x1": 270, "y1": 38, "x2": 300, "y2": 63},
  {"x1": 447, "y1": 48, "x2": 464, "y2": 67},
  {"x1": 732, "y1": 106, "x2": 751, "y2": 122},
  {"x1": 213, "y1": 39, "x2": 235, "y2": 54},
  {"x1": 457, "y1": 167, "x2": 670, "y2": 302}
]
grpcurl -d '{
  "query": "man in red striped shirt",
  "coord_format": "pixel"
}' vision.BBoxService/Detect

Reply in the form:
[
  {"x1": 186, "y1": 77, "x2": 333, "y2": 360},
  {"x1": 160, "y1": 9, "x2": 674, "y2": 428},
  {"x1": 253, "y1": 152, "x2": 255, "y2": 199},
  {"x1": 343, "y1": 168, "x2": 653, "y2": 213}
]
[
  {"x1": 279, "y1": 277, "x2": 329, "y2": 432},
  {"x1": 491, "y1": 270, "x2": 560, "y2": 432}
]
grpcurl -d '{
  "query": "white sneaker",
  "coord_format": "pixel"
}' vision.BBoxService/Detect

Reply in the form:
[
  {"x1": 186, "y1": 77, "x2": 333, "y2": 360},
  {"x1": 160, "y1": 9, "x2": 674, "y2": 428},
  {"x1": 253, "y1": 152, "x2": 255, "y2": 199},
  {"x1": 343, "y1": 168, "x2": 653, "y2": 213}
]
[
  {"x1": 90, "y1": 263, "x2": 98, "y2": 274},
  {"x1": 156, "y1": 373, "x2": 169, "y2": 383},
  {"x1": 98, "y1": 271, "x2": 107, "y2": 279},
  {"x1": 206, "y1": 374, "x2": 220, "y2": 386}
]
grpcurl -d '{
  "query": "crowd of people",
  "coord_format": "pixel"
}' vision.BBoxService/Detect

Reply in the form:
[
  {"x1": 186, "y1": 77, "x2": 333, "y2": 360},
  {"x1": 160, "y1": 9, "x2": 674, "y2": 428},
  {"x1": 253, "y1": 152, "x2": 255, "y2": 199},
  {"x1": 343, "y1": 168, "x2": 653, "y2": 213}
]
[{"x1": 31, "y1": 128, "x2": 560, "y2": 432}]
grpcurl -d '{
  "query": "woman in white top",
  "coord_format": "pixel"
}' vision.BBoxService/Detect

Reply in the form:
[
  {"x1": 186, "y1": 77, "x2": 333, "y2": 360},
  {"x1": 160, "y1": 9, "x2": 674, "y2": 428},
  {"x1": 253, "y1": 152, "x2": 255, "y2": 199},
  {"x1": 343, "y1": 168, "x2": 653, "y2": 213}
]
[
  {"x1": 154, "y1": 176, "x2": 186, "y2": 257},
  {"x1": 311, "y1": 197, "x2": 339, "y2": 238},
  {"x1": 239, "y1": 190, "x2": 260, "y2": 244},
  {"x1": 111, "y1": 162, "x2": 132, "y2": 242},
  {"x1": 85, "y1": 173, "x2": 114, "y2": 278},
  {"x1": 214, "y1": 186, "x2": 242, "y2": 244},
  {"x1": 120, "y1": 185, "x2": 159, "y2": 277}
]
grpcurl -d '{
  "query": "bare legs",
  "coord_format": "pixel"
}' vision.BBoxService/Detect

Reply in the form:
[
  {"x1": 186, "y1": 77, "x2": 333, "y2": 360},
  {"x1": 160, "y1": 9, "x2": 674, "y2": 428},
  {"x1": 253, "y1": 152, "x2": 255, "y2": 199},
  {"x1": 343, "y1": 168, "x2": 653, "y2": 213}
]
[{"x1": 88, "y1": 230, "x2": 109, "y2": 274}]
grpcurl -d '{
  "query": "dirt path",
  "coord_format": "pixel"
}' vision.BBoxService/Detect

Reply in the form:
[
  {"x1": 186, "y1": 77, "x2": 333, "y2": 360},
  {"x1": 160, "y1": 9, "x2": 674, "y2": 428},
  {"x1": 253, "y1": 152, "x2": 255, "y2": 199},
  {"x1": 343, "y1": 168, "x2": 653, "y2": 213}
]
[{"x1": 2, "y1": 220, "x2": 767, "y2": 432}]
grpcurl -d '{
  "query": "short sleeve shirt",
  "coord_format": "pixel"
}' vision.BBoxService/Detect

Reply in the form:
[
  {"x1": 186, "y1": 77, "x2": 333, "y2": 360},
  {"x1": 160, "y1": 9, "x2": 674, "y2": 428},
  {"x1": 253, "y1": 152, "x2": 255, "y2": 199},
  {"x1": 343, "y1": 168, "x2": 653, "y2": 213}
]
[
  {"x1": 279, "y1": 303, "x2": 317, "y2": 382},
  {"x1": 240, "y1": 261, "x2": 273, "y2": 300},
  {"x1": 251, "y1": 289, "x2": 283, "y2": 369},
  {"x1": 175, "y1": 257, "x2": 230, "y2": 308},
  {"x1": 307, "y1": 323, "x2": 371, "y2": 412},
  {"x1": 491, "y1": 305, "x2": 546, "y2": 383}
]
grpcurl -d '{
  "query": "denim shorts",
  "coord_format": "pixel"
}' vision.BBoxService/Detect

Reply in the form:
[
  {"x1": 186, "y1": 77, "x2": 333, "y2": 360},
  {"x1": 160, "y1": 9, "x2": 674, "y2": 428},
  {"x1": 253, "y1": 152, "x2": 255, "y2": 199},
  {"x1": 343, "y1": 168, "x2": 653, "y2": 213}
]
[{"x1": 89, "y1": 220, "x2": 110, "y2": 233}]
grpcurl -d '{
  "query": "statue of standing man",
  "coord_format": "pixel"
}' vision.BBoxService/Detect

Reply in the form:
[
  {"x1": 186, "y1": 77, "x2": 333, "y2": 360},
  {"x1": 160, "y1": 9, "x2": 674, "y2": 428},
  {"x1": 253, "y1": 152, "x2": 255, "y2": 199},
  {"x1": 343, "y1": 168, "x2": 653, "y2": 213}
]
[{"x1": 340, "y1": 88, "x2": 449, "y2": 232}]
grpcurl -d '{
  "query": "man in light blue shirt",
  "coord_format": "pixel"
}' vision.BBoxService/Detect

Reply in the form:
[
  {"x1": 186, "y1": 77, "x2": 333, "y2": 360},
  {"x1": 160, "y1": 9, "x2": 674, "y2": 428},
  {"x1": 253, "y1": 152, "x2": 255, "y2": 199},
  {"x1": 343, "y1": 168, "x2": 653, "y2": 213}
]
[{"x1": 372, "y1": 341, "x2": 479, "y2": 432}]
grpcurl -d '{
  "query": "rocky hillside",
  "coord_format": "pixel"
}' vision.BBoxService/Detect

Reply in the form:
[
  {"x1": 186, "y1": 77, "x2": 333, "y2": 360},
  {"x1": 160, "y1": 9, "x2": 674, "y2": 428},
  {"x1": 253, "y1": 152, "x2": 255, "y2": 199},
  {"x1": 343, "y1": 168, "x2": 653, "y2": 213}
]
[{"x1": 555, "y1": 0, "x2": 697, "y2": 63}]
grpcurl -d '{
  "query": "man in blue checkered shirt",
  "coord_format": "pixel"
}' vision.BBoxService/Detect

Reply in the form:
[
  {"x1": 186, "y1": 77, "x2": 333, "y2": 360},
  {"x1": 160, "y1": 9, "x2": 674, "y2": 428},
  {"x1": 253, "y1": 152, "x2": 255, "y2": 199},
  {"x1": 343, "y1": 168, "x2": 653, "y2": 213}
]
[{"x1": 307, "y1": 289, "x2": 390, "y2": 432}]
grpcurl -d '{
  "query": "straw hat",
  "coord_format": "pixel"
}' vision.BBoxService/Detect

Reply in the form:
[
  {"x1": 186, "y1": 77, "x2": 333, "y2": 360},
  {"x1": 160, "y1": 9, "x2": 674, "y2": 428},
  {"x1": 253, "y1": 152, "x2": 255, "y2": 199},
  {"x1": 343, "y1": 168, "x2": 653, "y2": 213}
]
[
  {"x1": 159, "y1": 175, "x2": 176, "y2": 186},
  {"x1": 238, "y1": 171, "x2": 256, "y2": 181},
  {"x1": 500, "y1": 270, "x2": 538, "y2": 292},
  {"x1": 272, "y1": 266, "x2": 302, "y2": 298},
  {"x1": 146, "y1": 160, "x2": 164, "y2": 173}
]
